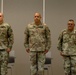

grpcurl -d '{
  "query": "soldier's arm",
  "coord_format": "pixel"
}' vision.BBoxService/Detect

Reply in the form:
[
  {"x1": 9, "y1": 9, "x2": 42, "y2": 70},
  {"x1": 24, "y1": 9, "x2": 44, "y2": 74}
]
[
  {"x1": 57, "y1": 31, "x2": 63, "y2": 51},
  {"x1": 24, "y1": 26, "x2": 29, "y2": 50},
  {"x1": 7, "y1": 25, "x2": 14, "y2": 50},
  {"x1": 45, "y1": 25, "x2": 51, "y2": 51}
]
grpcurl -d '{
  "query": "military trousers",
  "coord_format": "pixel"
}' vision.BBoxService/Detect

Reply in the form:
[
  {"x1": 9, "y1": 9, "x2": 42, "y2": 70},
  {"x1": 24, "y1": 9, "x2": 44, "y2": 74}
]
[
  {"x1": 63, "y1": 56, "x2": 76, "y2": 75},
  {"x1": 0, "y1": 49, "x2": 9, "y2": 75},
  {"x1": 30, "y1": 51, "x2": 45, "y2": 75}
]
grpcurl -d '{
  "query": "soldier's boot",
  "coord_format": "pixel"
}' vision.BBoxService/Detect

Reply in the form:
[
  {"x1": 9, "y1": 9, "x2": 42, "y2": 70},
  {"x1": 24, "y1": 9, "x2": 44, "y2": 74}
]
[{"x1": 38, "y1": 71, "x2": 44, "y2": 75}]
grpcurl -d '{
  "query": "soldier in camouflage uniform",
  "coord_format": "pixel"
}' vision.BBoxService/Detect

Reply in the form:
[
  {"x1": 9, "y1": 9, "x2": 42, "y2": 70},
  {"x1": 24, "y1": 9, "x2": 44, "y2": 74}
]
[
  {"x1": 0, "y1": 13, "x2": 14, "y2": 75},
  {"x1": 57, "y1": 19, "x2": 76, "y2": 75},
  {"x1": 24, "y1": 13, "x2": 51, "y2": 75}
]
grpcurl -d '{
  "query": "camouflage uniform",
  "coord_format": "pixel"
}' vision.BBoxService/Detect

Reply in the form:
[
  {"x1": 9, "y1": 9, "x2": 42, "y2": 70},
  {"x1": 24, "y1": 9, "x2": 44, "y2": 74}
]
[
  {"x1": 24, "y1": 22, "x2": 51, "y2": 75},
  {"x1": 57, "y1": 29, "x2": 76, "y2": 75},
  {"x1": 0, "y1": 23, "x2": 14, "y2": 75}
]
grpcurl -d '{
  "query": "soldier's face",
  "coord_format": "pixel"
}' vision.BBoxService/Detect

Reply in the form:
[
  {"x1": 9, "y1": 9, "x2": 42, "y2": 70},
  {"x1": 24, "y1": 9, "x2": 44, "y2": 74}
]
[
  {"x1": 34, "y1": 13, "x2": 41, "y2": 23},
  {"x1": 67, "y1": 21, "x2": 75, "y2": 31},
  {"x1": 0, "y1": 13, "x2": 3, "y2": 22}
]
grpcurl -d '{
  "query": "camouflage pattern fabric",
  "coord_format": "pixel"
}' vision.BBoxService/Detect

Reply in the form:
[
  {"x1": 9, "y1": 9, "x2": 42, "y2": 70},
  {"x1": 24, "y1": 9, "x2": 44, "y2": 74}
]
[
  {"x1": 57, "y1": 29, "x2": 76, "y2": 55},
  {"x1": 64, "y1": 56, "x2": 76, "y2": 75},
  {"x1": 57, "y1": 29, "x2": 76, "y2": 75},
  {"x1": 24, "y1": 22, "x2": 51, "y2": 75},
  {"x1": 24, "y1": 22, "x2": 51, "y2": 52},
  {"x1": 0, "y1": 23, "x2": 14, "y2": 49},
  {"x1": 30, "y1": 52, "x2": 45, "y2": 75},
  {"x1": 0, "y1": 22, "x2": 14, "y2": 75},
  {"x1": 0, "y1": 51, "x2": 9, "y2": 75}
]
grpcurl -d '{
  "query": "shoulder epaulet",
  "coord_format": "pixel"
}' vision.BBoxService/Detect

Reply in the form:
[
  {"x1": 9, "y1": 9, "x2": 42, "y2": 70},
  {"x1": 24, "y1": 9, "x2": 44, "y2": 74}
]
[
  {"x1": 3, "y1": 23, "x2": 11, "y2": 29},
  {"x1": 27, "y1": 22, "x2": 34, "y2": 28},
  {"x1": 3, "y1": 23, "x2": 10, "y2": 26}
]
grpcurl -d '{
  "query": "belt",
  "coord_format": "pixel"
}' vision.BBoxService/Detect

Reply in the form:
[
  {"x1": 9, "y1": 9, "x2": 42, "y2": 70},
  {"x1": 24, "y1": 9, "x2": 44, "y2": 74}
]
[{"x1": 0, "y1": 49, "x2": 5, "y2": 51}]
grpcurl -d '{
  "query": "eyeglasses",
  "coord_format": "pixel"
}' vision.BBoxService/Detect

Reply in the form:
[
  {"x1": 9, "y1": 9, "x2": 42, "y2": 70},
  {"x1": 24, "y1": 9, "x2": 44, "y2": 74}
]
[{"x1": 68, "y1": 23, "x2": 74, "y2": 25}]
